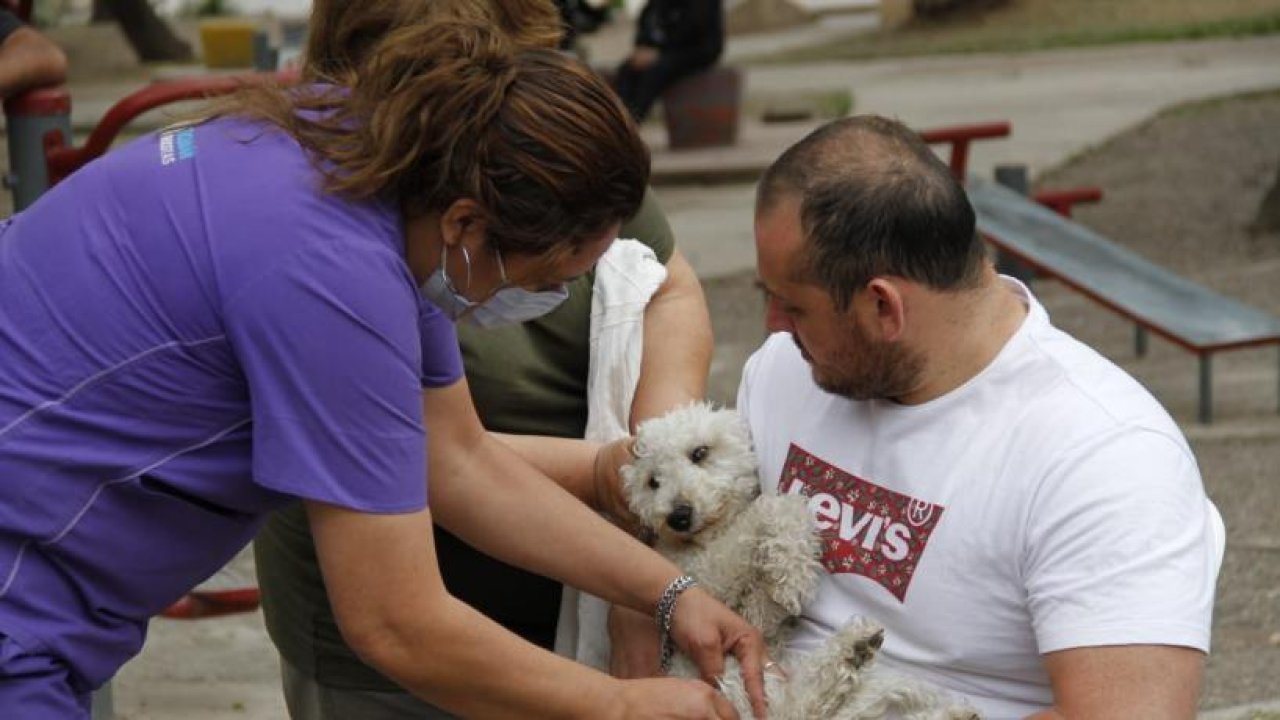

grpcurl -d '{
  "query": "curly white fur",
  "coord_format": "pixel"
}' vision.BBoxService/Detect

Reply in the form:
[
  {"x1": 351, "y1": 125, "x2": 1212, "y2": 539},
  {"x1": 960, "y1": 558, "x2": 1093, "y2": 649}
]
[{"x1": 622, "y1": 403, "x2": 980, "y2": 720}]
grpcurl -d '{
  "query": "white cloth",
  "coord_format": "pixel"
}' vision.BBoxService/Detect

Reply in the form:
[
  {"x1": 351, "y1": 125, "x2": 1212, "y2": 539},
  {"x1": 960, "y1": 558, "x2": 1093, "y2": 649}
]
[
  {"x1": 554, "y1": 239, "x2": 668, "y2": 669},
  {"x1": 736, "y1": 278, "x2": 1221, "y2": 719}
]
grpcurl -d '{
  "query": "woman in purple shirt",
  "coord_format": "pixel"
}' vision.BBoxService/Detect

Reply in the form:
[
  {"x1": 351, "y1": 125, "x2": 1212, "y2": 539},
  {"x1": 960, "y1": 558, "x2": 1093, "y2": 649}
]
[{"x1": 0, "y1": 19, "x2": 764, "y2": 720}]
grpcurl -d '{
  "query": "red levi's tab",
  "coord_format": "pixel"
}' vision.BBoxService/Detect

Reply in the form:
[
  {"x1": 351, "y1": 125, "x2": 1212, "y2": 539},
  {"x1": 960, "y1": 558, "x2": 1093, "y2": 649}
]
[{"x1": 779, "y1": 443, "x2": 945, "y2": 603}]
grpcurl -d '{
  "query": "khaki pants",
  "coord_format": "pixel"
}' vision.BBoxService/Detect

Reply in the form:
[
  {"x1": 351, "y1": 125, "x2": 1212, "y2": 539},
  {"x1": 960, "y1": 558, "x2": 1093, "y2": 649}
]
[{"x1": 280, "y1": 656, "x2": 458, "y2": 720}]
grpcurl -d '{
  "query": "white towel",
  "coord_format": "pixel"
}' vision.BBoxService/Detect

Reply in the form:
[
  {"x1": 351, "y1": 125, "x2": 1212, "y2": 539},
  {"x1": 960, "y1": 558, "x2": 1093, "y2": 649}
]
[{"x1": 553, "y1": 239, "x2": 668, "y2": 669}]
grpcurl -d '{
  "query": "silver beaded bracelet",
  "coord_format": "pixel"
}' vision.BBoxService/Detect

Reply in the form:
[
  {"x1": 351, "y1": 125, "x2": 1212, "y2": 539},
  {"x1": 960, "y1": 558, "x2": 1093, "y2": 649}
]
[{"x1": 656, "y1": 574, "x2": 698, "y2": 673}]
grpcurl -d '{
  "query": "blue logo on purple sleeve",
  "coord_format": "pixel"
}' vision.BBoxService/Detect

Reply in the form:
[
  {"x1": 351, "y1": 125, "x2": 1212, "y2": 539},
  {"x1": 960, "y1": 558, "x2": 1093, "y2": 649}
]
[{"x1": 158, "y1": 127, "x2": 197, "y2": 165}]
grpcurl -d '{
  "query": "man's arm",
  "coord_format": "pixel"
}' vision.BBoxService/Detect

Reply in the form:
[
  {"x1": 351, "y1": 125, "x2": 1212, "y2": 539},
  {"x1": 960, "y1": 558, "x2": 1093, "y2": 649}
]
[
  {"x1": 1026, "y1": 644, "x2": 1204, "y2": 720},
  {"x1": 0, "y1": 25, "x2": 67, "y2": 97},
  {"x1": 1020, "y1": 431, "x2": 1216, "y2": 720}
]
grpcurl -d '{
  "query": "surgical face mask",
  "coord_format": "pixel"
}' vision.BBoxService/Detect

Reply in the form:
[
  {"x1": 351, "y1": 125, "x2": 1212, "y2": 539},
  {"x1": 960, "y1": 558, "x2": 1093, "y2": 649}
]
[{"x1": 419, "y1": 244, "x2": 569, "y2": 328}]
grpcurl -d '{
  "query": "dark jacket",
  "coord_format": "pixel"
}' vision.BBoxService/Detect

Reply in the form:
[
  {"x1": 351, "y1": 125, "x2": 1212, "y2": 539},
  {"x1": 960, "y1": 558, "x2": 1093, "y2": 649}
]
[{"x1": 635, "y1": 0, "x2": 723, "y2": 65}]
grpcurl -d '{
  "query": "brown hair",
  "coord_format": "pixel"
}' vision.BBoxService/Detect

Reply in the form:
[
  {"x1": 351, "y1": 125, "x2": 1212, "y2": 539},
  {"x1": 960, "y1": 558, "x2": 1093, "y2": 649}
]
[
  {"x1": 212, "y1": 20, "x2": 648, "y2": 258},
  {"x1": 304, "y1": 0, "x2": 564, "y2": 83}
]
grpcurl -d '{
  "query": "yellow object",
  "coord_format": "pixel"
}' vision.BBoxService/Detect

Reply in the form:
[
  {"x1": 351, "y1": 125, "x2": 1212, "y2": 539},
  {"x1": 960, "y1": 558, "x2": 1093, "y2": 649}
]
[
  {"x1": 880, "y1": 0, "x2": 914, "y2": 30},
  {"x1": 200, "y1": 20, "x2": 258, "y2": 69}
]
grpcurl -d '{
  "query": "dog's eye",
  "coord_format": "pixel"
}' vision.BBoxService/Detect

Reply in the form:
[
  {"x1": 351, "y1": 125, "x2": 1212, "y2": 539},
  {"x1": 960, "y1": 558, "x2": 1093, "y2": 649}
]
[
  {"x1": 689, "y1": 445, "x2": 709, "y2": 464},
  {"x1": 647, "y1": 477, "x2": 660, "y2": 490}
]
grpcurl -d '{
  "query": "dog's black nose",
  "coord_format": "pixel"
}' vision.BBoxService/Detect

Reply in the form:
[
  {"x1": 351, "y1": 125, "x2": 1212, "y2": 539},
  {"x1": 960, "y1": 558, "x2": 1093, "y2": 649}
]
[{"x1": 666, "y1": 504, "x2": 694, "y2": 531}]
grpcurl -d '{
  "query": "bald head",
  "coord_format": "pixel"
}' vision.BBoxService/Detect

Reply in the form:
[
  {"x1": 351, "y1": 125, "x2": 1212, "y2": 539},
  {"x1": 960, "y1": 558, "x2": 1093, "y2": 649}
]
[{"x1": 756, "y1": 115, "x2": 985, "y2": 310}]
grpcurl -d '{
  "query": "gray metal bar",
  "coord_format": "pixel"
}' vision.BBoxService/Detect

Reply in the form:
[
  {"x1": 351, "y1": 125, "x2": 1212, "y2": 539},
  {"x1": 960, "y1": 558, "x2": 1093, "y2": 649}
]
[
  {"x1": 991, "y1": 164, "x2": 1036, "y2": 284},
  {"x1": 1199, "y1": 354, "x2": 1213, "y2": 424},
  {"x1": 1135, "y1": 325, "x2": 1148, "y2": 357},
  {"x1": 91, "y1": 681, "x2": 113, "y2": 720},
  {"x1": 4, "y1": 99, "x2": 71, "y2": 213}
]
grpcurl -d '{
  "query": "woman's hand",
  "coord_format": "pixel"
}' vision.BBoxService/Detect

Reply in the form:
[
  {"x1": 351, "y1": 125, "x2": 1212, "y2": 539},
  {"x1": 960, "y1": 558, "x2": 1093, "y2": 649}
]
[
  {"x1": 668, "y1": 587, "x2": 768, "y2": 720},
  {"x1": 594, "y1": 436, "x2": 643, "y2": 534},
  {"x1": 614, "y1": 677, "x2": 739, "y2": 719},
  {"x1": 609, "y1": 604, "x2": 664, "y2": 678}
]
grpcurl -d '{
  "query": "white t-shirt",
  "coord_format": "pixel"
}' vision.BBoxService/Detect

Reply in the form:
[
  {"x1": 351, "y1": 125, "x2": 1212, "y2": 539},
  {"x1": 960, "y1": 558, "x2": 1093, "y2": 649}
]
[{"x1": 737, "y1": 279, "x2": 1219, "y2": 718}]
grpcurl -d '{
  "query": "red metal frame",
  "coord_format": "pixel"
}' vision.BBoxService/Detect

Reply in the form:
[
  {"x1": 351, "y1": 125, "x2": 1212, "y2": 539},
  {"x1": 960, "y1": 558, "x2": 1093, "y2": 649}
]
[
  {"x1": 43, "y1": 71, "x2": 298, "y2": 188},
  {"x1": 918, "y1": 121, "x2": 1011, "y2": 180},
  {"x1": 1031, "y1": 187, "x2": 1104, "y2": 218},
  {"x1": 2, "y1": 84, "x2": 70, "y2": 116},
  {"x1": 161, "y1": 588, "x2": 263, "y2": 620}
]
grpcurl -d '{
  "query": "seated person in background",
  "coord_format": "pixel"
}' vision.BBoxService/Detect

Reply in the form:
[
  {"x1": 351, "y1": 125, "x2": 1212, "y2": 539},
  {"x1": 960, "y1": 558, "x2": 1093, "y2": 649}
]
[
  {"x1": 0, "y1": 6, "x2": 67, "y2": 98},
  {"x1": 739, "y1": 114, "x2": 1221, "y2": 717},
  {"x1": 613, "y1": 0, "x2": 723, "y2": 123}
]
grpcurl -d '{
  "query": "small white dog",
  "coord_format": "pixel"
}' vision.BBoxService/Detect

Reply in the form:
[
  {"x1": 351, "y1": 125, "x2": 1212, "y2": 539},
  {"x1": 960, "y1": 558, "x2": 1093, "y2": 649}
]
[{"x1": 621, "y1": 403, "x2": 979, "y2": 720}]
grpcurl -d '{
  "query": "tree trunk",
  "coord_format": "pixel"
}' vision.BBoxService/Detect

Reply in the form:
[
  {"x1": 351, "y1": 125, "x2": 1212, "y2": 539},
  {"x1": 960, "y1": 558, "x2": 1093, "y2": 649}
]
[
  {"x1": 102, "y1": 0, "x2": 195, "y2": 62},
  {"x1": 1252, "y1": 162, "x2": 1280, "y2": 235}
]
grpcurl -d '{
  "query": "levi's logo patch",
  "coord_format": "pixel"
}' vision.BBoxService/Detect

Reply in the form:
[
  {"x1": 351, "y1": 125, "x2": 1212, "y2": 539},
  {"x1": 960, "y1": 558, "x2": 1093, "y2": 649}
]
[{"x1": 780, "y1": 443, "x2": 944, "y2": 602}]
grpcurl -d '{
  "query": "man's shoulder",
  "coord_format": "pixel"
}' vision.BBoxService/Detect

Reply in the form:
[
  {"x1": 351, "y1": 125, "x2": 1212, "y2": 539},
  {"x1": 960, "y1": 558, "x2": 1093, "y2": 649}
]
[{"x1": 1015, "y1": 316, "x2": 1185, "y2": 447}]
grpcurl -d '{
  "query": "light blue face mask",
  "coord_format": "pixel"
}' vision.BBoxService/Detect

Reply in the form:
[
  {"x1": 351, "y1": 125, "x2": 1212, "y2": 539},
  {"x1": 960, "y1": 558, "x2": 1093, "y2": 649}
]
[{"x1": 419, "y1": 244, "x2": 569, "y2": 328}]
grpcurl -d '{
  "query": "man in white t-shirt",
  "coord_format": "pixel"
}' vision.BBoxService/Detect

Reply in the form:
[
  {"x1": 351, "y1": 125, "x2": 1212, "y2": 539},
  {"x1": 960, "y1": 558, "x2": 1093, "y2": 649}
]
[{"x1": 739, "y1": 114, "x2": 1222, "y2": 718}]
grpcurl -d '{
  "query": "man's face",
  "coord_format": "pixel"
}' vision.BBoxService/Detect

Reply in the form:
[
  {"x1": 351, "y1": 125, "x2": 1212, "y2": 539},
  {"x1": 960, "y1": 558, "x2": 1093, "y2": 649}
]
[{"x1": 754, "y1": 196, "x2": 923, "y2": 401}]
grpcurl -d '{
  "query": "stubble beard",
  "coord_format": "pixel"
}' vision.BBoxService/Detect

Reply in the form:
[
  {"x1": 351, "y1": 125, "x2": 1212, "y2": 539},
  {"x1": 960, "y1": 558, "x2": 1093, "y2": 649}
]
[{"x1": 802, "y1": 326, "x2": 925, "y2": 402}]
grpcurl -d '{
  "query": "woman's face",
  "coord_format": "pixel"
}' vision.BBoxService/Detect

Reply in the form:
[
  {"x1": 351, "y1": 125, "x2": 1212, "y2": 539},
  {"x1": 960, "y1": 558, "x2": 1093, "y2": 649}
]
[
  {"x1": 420, "y1": 200, "x2": 619, "y2": 304},
  {"x1": 495, "y1": 223, "x2": 620, "y2": 296},
  {"x1": 436, "y1": 224, "x2": 617, "y2": 328}
]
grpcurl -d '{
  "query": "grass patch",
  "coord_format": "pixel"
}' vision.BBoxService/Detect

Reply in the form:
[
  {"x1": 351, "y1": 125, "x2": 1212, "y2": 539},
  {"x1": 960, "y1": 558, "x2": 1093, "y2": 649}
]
[
  {"x1": 744, "y1": 88, "x2": 855, "y2": 121},
  {"x1": 753, "y1": 0, "x2": 1280, "y2": 63},
  {"x1": 1158, "y1": 87, "x2": 1280, "y2": 117}
]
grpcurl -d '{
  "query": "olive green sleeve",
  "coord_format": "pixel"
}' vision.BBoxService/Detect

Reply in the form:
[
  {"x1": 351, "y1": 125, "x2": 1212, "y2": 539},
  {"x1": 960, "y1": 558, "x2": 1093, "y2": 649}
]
[{"x1": 619, "y1": 186, "x2": 675, "y2": 264}]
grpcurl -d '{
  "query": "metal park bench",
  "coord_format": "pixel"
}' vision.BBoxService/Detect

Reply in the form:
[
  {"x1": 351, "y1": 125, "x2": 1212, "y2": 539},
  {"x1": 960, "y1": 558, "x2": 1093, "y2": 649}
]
[
  {"x1": 917, "y1": 121, "x2": 1280, "y2": 424},
  {"x1": 968, "y1": 174, "x2": 1280, "y2": 424}
]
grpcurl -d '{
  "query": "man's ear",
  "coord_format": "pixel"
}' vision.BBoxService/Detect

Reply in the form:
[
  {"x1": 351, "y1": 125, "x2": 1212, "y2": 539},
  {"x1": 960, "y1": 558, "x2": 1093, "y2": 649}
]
[
  {"x1": 439, "y1": 199, "x2": 488, "y2": 250},
  {"x1": 865, "y1": 277, "x2": 907, "y2": 342}
]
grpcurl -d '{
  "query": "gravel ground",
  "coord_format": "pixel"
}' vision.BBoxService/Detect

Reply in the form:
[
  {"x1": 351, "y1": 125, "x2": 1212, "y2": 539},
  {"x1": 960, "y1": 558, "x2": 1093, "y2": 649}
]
[{"x1": 701, "y1": 90, "x2": 1280, "y2": 712}]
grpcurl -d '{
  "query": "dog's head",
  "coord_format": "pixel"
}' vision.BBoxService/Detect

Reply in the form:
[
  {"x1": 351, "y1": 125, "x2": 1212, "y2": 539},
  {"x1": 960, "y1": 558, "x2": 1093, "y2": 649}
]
[{"x1": 621, "y1": 402, "x2": 760, "y2": 544}]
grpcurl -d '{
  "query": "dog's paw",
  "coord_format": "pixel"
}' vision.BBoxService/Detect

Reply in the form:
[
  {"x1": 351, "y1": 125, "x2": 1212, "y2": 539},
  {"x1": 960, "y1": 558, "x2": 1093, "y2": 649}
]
[{"x1": 833, "y1": 617, "x2": 885, "y2": 670}]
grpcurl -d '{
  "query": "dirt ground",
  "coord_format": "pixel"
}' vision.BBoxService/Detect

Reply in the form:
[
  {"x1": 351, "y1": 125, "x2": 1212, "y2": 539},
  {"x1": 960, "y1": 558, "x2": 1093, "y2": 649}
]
[{"x1": 702, "y1": 90, "x2": 1280, "y2": 712}]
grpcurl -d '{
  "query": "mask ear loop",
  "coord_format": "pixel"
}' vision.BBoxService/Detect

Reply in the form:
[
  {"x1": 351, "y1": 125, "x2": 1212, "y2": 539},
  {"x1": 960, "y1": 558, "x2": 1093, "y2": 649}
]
[
  {"x1": 439, "y1": 244, "x2": 475, "y2": 295},
  {"x1": 491, "y1": 246, "x2": 511, "y2": 292}
]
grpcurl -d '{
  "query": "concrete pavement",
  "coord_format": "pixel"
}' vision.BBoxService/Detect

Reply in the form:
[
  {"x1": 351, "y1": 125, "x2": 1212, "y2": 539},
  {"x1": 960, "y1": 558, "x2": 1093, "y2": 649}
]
[{"x1": 62, "y1": 22, "x2": 1280, "y2": 720}]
